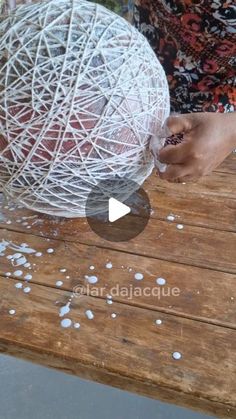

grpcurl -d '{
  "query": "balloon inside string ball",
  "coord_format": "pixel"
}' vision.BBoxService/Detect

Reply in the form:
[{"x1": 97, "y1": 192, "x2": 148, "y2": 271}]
[{"x1": 0, "y1": 0, "x2": 170, "y2": 217}]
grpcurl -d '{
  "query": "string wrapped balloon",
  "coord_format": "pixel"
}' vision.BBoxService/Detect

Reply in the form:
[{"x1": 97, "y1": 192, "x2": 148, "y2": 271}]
[{"x1": 0, "y1": 0, "x2": 169, "y2": 217}]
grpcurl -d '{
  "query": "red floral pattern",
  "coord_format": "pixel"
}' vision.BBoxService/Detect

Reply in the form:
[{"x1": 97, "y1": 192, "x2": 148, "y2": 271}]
[{"x1": 133, "y1": 0, "x2": 236, "y2": 113}]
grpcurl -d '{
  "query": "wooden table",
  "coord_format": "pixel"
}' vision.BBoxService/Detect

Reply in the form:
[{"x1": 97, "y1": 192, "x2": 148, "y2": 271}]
[{"x1": 0, "y1": 154, "x2": 235, "y2": 418}]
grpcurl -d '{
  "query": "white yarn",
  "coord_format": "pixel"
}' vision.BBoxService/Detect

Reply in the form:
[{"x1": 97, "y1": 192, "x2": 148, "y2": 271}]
[{"x1": 0, "y1": 0, "x2": 169, "y2": 217}]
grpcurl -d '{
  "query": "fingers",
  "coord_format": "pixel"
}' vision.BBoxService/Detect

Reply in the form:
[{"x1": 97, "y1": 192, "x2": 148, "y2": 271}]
[
  {"x1": 158, "y1": 141, "x2": 190, "y2": 164},
  {"x1": 158, "y1": 164, "x2": 190, "y2": 182},
  {"x1": 166, "y1": 114, "x2": 193, "y2": 136}
]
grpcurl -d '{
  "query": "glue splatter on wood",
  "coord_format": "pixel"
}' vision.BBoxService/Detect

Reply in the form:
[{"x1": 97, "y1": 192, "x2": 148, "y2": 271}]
[
  {"x1": 13, "y1": 270, "x2": 23, "y2": 277},
  {"x1": 74, "y1": 322, "x2": 81, "y2": 329},
  {"x1": 47, "y1": 248, "x2": 54, "y2": 254},
  {"x1": 24, "y1": 274, "x2": 32, "y2": 281},
  {"x1": 56, "y1": 281, "x2": 63, "y2": 287},
  {"x1": 177, "y1": 224, "x2": 184, "y2": 230},
  {"x1": 60, "y1": 268, "x2": 66, "y2": 273},
  {"x1": 59, "y1": 303, "x2": 71, "y2": 317},
  {"x1": 155, "y1": 319, "x2": 162, "y2": 325},
  {"x1": 9, "y1": 309, "x2": 15, "y2": 315},
  {"x1": 134, "y1": 272, "x2": 143, "y2": 280},
  {"x1": 167, "y1": 214, "x2": 175, "y2": 221},
  {"x1": 24, "y1": 286, "x2": 31, "y2": 293},
  {"x1": 61, "y1": 318, "x2": 72, "y2": 328},
  {"x1": 156, "y1": 277, "x2": 166, "y2": 286},
  {"x1": 35, "y1": 252, "x2": 42, "y2": 257},
  {"x1": 14, "y1": 256, "x2": 27, "y2": 266},
  {"x1": 172, "y1": 351, "x2": 182, "y2": 360},
  {"x1": 111, "y1": 313, "x2": 117, "y2": 318},
  {"x1": 85, "y1": 309, "x2": 94, "y2": 320},
  {"x1": 107, "y1": 299, "x2": 113, "y2": 305},
  {"x1": 5, "y1": 272, "x2": 11, "y2": 277},
  {"x1": 85, "y1": 275, "x2": 98, "y2": 284},
  {"x1": 15, "y1": 282, "x2": 23, "y2": 289},
  {"x1": 106, "y1": 262, "x2": 113, "y2": 269},
  {"x1": 89, "y1": 265, "x2": 95, "y2": 270}
]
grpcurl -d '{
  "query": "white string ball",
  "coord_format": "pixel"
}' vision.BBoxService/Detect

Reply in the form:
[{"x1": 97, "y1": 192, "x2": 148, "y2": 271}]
[{"x1": 0, "y1": 0, "x2": 170, "y2": 217}]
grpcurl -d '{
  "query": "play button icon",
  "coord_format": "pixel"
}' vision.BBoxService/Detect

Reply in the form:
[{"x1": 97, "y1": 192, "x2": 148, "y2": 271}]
[
  {"x1": 108, "y1": 198, "x2": 131, "y2": 222},
  {"x1": 86, "y1": 177, "x2": 151, "y2": 242}
]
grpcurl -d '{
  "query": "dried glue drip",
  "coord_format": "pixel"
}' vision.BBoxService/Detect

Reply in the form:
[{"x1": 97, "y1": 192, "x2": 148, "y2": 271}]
[
  {"x1": 177, "y1": 224, "x2": 184, "y2": 230},
  {"x1": 61, "y1": 318, "x2": 72, "y2": 328},
  {"x1": 15, "y1": 282, "x2": 23, "y2": 289},
  {"x1": 85, "y1": 275, "x2": 98, "y2": 284},
  {"x1": 106, "y1": 262, "x2": 113, "y2": 269},
  {"x1": 85, "y1": 310, "x2": 94, "y2": 320},
  {"x1": 172, "y1": 351, "x2": 182, "y2": 360},
  {"x1": 9, "y1": 309, "x2": 15, "y2": 315},
  {"x1": 0, "y1": 0, "x2": 169, "y2": 217},
  {"x1": 47, "y1": 248, "x2": 54, "y2": 254},
  {"x1": 13, "y1": 270, "x2": 23, "y2": 277},
  {"x1": 56, "y1": 281, "x2": 63, "y2": 287},
  {"x1": 24, "y1": 274, "x2": 32, "y2": 281},
  {"x1": 155, "y1": 319, "x2": 162, "y2": 325},
  {"x1": 134, "y1": 273, "x2": 143, "y2": 280},
  {"x1": 59, "y1": 303, "x2": 71, "y2": 317},
  {"x1": 74, "y1": 322, "x2": 81, "y2": 329},
  {"x1": 167, "y1": 214, "x2": 175, "y2": 221},
  {"x1": 111, "y1": 313, "x2": 117, "y2": 319},
  {"x1": 156, "y1": 277, "x2": 166, "y2": 286}
]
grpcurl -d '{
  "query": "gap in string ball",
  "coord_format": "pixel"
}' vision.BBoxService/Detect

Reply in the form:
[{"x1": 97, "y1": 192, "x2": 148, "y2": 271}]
[{"x1": 0, "y1": 0, "x2": 170, "y2": 217}]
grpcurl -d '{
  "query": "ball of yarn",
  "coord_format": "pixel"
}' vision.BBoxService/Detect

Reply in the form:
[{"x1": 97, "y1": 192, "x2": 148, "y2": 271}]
[{"x1": 0, "y1": 0, "x2": 169, "y2": 217}]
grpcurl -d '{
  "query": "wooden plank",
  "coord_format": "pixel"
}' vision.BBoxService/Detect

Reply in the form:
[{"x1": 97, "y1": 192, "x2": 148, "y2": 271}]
[
  {"x1": 1, "y1": 187, "x2": 236, "y2": 233},
  {"x1": 147, "y1": 193, "x2": 236, "y2": 232},
  {"x1": 214, "y1": 153, "x2": 236, "y2": 175},
  {"x1": 146, "y1": 171, "x2": 236, "y2": 200},
  {"x1": 0, "y1": 228, "x2": 235, "y2": 328},
  {"x1": 0, "y1": 278, "x2": 235, "y2": 418},
  {"x1": 1, "y1": 205, "x2": 235, "y2": 273}
]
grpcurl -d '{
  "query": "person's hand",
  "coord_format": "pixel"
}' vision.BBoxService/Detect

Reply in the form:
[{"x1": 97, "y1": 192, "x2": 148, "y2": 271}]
[{"x1": 156, "y1": 112, "x2": 236, "y2": 183}]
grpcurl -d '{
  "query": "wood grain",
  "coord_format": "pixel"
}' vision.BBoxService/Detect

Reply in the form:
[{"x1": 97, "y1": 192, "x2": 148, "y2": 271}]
[
  {"x1": 0, "y1": 228, "x2": 235, "y2": 328},
  {"x1": 1, "y1": 209, "x2": 236, "y2": 273},
  {"x1": 0, "y1": 278, "x2": 235, "y2": 418},
  {"x1": 0, "y1": 154, "x2": 235, "y2": 417}
]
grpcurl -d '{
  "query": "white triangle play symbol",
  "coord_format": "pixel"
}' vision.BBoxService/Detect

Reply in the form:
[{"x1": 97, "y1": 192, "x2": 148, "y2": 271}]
[{"x1": 108, "y1": 197, "x2": 131, "y2": 223}]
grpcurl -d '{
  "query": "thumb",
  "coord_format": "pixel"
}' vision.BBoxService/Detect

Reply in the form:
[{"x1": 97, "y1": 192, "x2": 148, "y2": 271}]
[{"x1": 166, "y1": 114, "x2": 194, "y2": 136}]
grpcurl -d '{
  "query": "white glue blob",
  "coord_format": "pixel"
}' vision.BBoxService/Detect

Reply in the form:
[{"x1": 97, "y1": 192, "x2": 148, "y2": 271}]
[
  {"x1": 111, "y1": 313, "x2": 117, "y2": 319},
  {"x1": 13, "y1": 270, "x2": 23, "y2": 277},
  {"x1": 106, "y1": 262, "x2": 113, "y2": 269},
  {"x1": 47, "y1": 248, "x2": 54, "y2": 254},
  {"x1": 172, "y1": 351, "x2": 182, "y2": 360},
  {"x1": 24, "y1": 274, "x2": 32, "y2": 281},
  {"x1": 61, "y1": 318, "x2": 72, "y2": 328},
  {"x1": 15, "y1": 282, "x2": 23, "y2": 288},
  {"x1": 85, "y1": 310, "x2": 94, "y2": 320},
  {"x1": 74, "y1": 322, "x2": 81, "y2": 329},
  {"x1": 56, "y1": 281, "x2": 63, "y2": 287},
  {"x1": 176, "y1": 224, "x2": 184, "y2": 230},
  {"x1": 59, "y1": 303, "x2": 71, "y2": 317},
  {"x1": 155, "y1": 319, "x2": 162, "y2": 325},
  {"x1": 134, "y1": 273, "x2": 143, "y2": 281},
  {"x1": 85, "y1": 275, "x2": 98, "y2": 284},
  {"x1": 23, "y1": 286, "x2": 31, "y2": 293},
  {"x1": 9, "y1": 309, "x2": 15, "y2": 315},
  {"x1": 156, "y1": 277, "x2": 166, "y2": 286}
]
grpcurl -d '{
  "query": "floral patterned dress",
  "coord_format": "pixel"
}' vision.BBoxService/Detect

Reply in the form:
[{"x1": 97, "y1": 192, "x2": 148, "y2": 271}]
[{"x1": 132, "y1": 0, "x2": 236, "y2": 114}]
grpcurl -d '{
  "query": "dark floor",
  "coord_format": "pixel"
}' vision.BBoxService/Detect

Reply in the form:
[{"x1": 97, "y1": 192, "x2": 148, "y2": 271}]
[{"x1": 0, "y1": 354, "x2": 214, "y2": 419}]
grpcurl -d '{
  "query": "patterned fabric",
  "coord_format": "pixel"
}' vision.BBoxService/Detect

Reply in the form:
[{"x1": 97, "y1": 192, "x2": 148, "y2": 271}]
[{"x1": 133, "y1": 0, "x2": 236, "y2": 113}]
